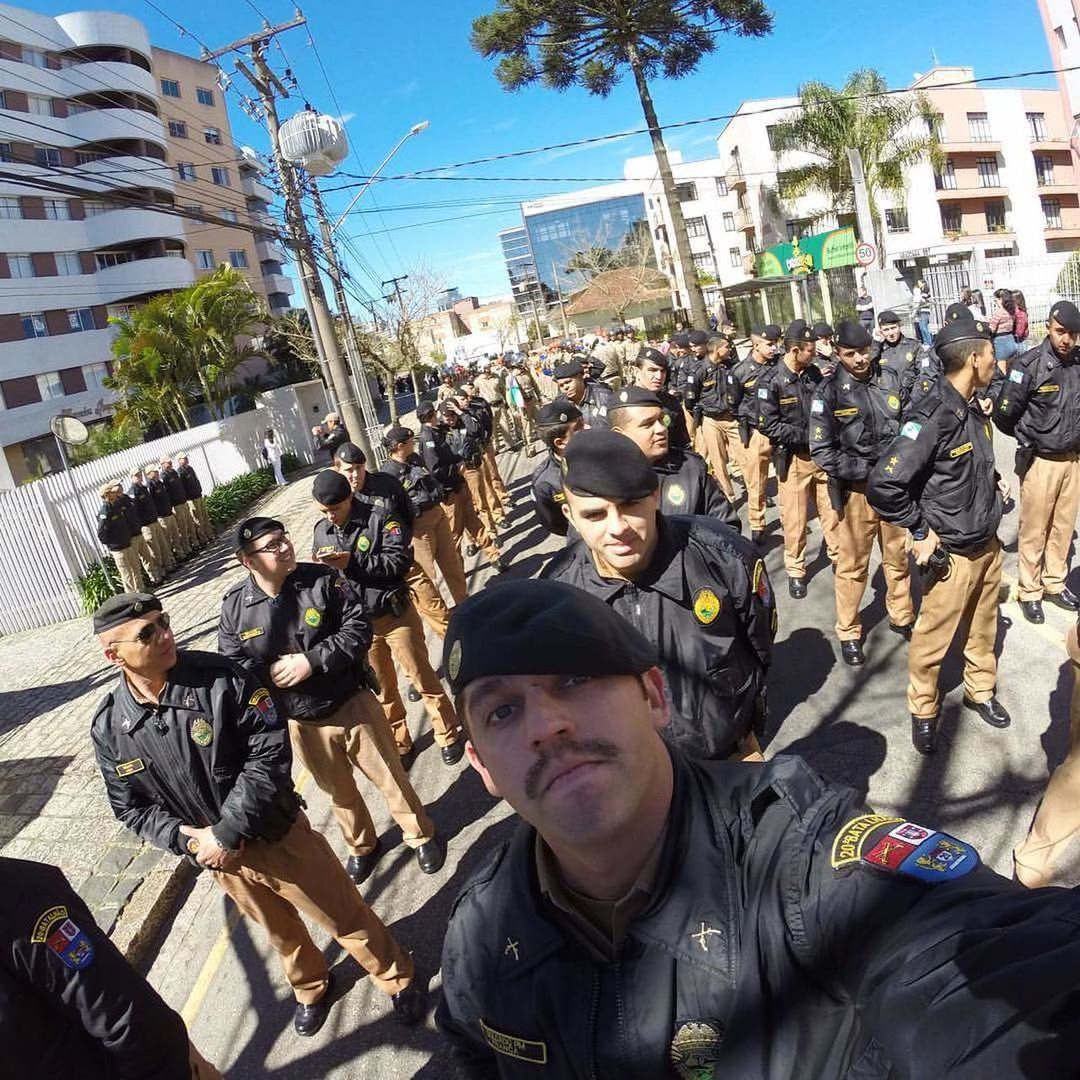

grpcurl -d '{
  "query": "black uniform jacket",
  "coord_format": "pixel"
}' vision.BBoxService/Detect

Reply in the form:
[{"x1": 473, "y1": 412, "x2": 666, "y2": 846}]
[
  {"x1": 311, "y1": 478, "x2": 413, "y2": 617},
  {"x1": 994, "y1": 336, "x2": 1080, "y2": 453},
  {"x1": 420, "y1": 422, "x2": 465, "y2": 492},
  {"x1": 147, "y1": 477, "x2": 173, "y2": 518},
  {"x1": 178, "y1": 462, "x2": 203, "y2": 500},
  {"x1": 653, "y1": 449, "x2": 740, "y2": 531},
  {"x1": 436, "y1": 752, "x2": 1080, "y2": 1079},
  {"x1": 756, "y1": 361, "x2": 824, "y2": 451},
  {"x1": 90, "y1": 651, "x2": 299, "y2": 855},
  {"x1": 218, "y1": 563, "x2": 373, "y2": 721},
  {"x1": 867, "y1": 379, "x2": 1003, "y2": 551},
  {"x1": 126, "y1": 482, "x2": 158, "y2": 528},
  {"x1": 1, "y1": 856, "x2": 192, "y2": 1080},
  {"x1": 161, "y1": 467, "x2": 188, "y2": 506},
  {"x1": 542, "y1": 514, "x2": 773, "y2": 758},
  {"x1": 731, "y1": 356, "x2": 774, "y2": 430},
  {"x1": 530, "y1": 453, "x2": 569, "y2": 537},
  {"x1": 578, "y1": 381, "x2": 614, "y2": 430},
  {"x1": 381, "y1": 454, "x2": 445, "y2": 516},
  {"x1": 447, "y1": 414, "x2": 485, "y2": 467},
  {"x1": 687, "y1": 360, "x2": 738, "y2": 420},
  {"x1": 656, "y1": 387, "x2": 691, "y2": 450},
  {"x1": 809, "y1": 365, "x2": 904, "y2": 483},
  {"x1": 467, "y1": 397, "x2": 495, "y2": 443},
  {"x1": 96, "y1": 501, "x2": 132, "y2": 551}
]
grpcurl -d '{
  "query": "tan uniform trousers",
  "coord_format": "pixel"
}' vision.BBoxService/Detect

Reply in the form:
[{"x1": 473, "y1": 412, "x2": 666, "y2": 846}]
[
  {"x1": 130, "y1": 529, "x2": 161, "y2": 584},
  {"x1": 1014, "y1": 626, "x2": 1080, "y2": 887},
  {"x1": 112, "y1": 543, "x2": 144, "y2": 593},
  {"x1": 413, "y1": 505, "x2": 468, "y2": 605},
  {"x1": 369, "y1": 602, "x2": 460, "y2": 753},
  {"x1": 143, "y1": 521, "x2": 175, "y2": 573},
  {"x1": 700, "y1": 417, "x2": 742, "y2": 500},
  {"x1": 908, "y1": 538, "x2": 1001, "y2": 719},
  {"x1": 464, "y1": 464, "x2": 500, "y2": 536},
  {"x1": 834, "y1": 484, "x2": 915, "y2": 641},
  {"x1": 444, "y1": 484, "x2": 501, "y2": 563},
  {"x1": 192, "y1": 495, "x2": 213, "y2": 540},
  {"x1": 173, "y1": 501, "x2": 199, "y2": 552},
  {"x1": 406, "y1": 559, "x2": 450, "y2": 638},
  {"x1": 743, "y1": 429, "x2": 772, "y2": 533},
  {"x1": 159, "y1": 514, "x2": 187, "y2": 559},
  {"x1": 212, "y1": 811, "x2": 412, "y2": 1005},
  {"x1": 1017, "y1": 453, "x2": 1080, "y2": 602},
  {"x1": 478, "y1": 456, "x2": 507, "y2": 524},
  {"x1": 287, "y1": 691, "x2": 434, "y2": 856},
  {"x1": 490, "y1": 403, "x2": 515, "y2": 450},
  {"x1": 776, "y1": 451, "x2": 840, "y2": 578},
  {"x1": 482, "y1": 443, "x2": 510, "y2": 510}
]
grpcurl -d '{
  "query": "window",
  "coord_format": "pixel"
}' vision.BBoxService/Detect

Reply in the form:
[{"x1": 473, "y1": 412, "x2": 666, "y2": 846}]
[
  {"x1": 715, "y1": 177, "x2": 728, "y2": 196},
  {"x1": 925, "y1": 113, "x2": 944, "y2": 140},
  {"x1": 55, "y1": 252, "x2": 82, "y2": 275},
  {"x1": 67, "y1": 308, "x2": 95, "y2": 332},
  {"x1": 36, "y1": 371, "x2": 63, "y2": 400},
  {"x1": 82, "y1": 362, "x2": 108, "y2": 390},
  {"x1": 940, "y1": 205, "x2": 962, "y2": 233},
  {"x1": 985, "y1": 199, "x2": 1007, "y2": 231},
  {"x1": 66, "y1": 100, "x2": 92, "y2": 115},
  {"x1": 967, "y1": 112, "x2": 992, "y2": 142},
  {"x1": 1027, "y1": 112, "x2": 1047, "y2": 140},
  {"x1": 177, "y1": 162, "x2": 196, "y2": 181},
  {"x1": 95, "y1": 250, "x2": 132, "y2": 270},
  {"x1": 26, "y1": 94, "x2": 52, "y2": 116},
  {"x1": 884, "y1": 207, "x2": 910, "y2": 232},
  {"x1": 195, "y1": 249, "x2": 215, "y2": 270},
  {"x1": 1035, "y1": 154, "x2": 1056, "y2": 185},
  {"x1": 204, "y1": 126, "x2": 221, "y2": 145},
  {"x1": 106, "y1": 303, "x2": 135, "y2": 322},
  {"x1": 976, "y1": 157, "x2": 1000, "y2": 187},
  {"x1": 766, "y1": 124, "x2": 782, "y2": 151},
  {"x1": 219, "y1": 208, "x2": 238, "y2": 223},
  {"x1": 228, "y1": 249, "x2": 248, "y2": 269},
  {"x1": 8, "y1": 254, "x2": 34, "y2": 279},
  {"x1": 722, "y1": 211, "x2": 736, "y2": 231},
  {"x1": 43, "y1": 198, "x2": 70, "y2": 220},
  {"x1": 0, "y1": 196, "x2": 21, "y2": 218},
  {"x1": 22, "y1": 46, "x2": 48, "y2": 69},
  {"x1": 161, "y1": 79, "x2": 180, "y2": 98},
  {"x1": 1043, "y1": 198, "x2": 1063, "y2": 229},
  {"x1": 674, "y1": 181, "x2": 697, "y2": 202},
  {"x1": 211, "y1": 166, "x2": 230, "y2": 187},
  {"x1": 729, "y1": 246, "x2": 742, "y2": 268},
  {"x1": 75, "y1": 150, "x2": 106, "y2": 165},
  {"x1": 786, "y1": 218, "x2": 813, "y2": 241},
  {"x1": 985, "y1": 246, "x2": 1014, "y2": 259},
  {"x1": 0, "y1": 144, "x2": 12, "y2": 163},
  {"x1": 685, "y1": 216, "x2": 708, "y2": 239},
  {"x1": 21, "y1": 312, "x2": 48, "y2": 339},
  {"x1": 82, "y1": 199, "x2": 110, "y2": 216},
  {"x1": 692, "y1": 251, "x2": 715, "y2": 270},
  {"x1": 183, "y1": 203, "x2": 203, "y2": 217},
  {"x1": 196, "y1": 87, "x2": 215, "y2": 106},
  {"x1": 33, "y1": 146, "x2": 62, "y2": 167},
  {"x1": 935, "y1": 159, "x2": 957, "y2": 191},
  {"x1": 168, "y1": 119, "x2": 188, "y2": 138}
]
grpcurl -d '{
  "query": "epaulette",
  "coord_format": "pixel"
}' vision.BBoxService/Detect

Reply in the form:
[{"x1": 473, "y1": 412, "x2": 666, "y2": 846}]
[{"x1": 447, "y1": 841, "x2": 510, "y2": 922}]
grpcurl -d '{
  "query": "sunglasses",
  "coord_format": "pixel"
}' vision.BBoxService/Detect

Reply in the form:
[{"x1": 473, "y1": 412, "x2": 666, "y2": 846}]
[
  {"x1": 111, "y1": 611, "x2": 172, "y2": 646},
  {"x1": 249, "y1": 533, "x2": 292, "y2": 555}
]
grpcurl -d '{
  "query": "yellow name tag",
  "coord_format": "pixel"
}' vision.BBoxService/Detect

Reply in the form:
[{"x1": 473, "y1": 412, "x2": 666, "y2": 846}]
[
  {"x1": 1036, "y1": 384, "x2": 1060, "y2": 394},
  {"x1": 833, "y1": 407, "x2": 858, "y2": 418},
  {"x1": 949, "y1": 442, "x2": 973, "y2": 458},
  {"x1": 239, "y1": 627, "x2": 264, "y2": 640},
  {"x1": 480, "y1": 1020, "x2": 548, "y2": 1064},
  {"x1": 831, "y1": 814, "x2": 904, "y2": 868},
  {"x1": 779, "y1": 396, "x2": 797, "y2": 406},
  {"x1": 116, "y1": 758, "x2": 145, "y2": 778}
]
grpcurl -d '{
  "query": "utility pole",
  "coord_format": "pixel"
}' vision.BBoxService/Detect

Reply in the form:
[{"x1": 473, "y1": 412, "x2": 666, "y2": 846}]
[
  {"x1": 846, "y1": 147, "x2": 895, "y2": 320},
  {"x1": 381, "y1": 275, "x2": 419, "y2": 418},
  {"x1": 550, "y1": 260, "x2": 570, "y2": 337},
  {"x1": 204, "y1": 17, "x2": 373, "y2": 462}
]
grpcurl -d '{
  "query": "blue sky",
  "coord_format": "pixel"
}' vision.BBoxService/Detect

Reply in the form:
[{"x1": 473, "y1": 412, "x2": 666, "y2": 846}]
[{"x1": 20, "y1": 0, "x2": 1058, "y2": 308}]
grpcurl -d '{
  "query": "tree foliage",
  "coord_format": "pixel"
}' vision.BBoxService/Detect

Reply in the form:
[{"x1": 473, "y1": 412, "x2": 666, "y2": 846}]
[{"x1": 68, "y1": 417, "x2": 143, "y2": 465}]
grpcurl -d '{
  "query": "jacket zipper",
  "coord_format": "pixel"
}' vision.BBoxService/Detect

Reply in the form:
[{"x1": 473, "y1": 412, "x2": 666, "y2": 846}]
[
  {"x1": 588, "y1": 970, "x2": 600, "y2": 1080},
  {"x1": 150, "y1": 708, "x2": 205, "y2": 825}
]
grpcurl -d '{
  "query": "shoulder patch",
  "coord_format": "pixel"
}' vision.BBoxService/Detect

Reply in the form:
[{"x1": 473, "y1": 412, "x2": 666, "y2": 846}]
[
  {"x1": 831, "y1": 814, "x2": 905, "y2": 868},
  {"x1": 900, "y1": 421, "x2": 922, "y2": 440},
  {"x1": 757, "y1": 387, "x2": 769, "y2": 399},
  {"x1": 248, "y1": 687, "x2": 279, "y2": 727},
  {"x1": 32, "y1": 906, "x2": 95, "y2": 969},
  {"x1": 862, "y1": 822, "x2": 979, "y2": 883},
  {"x1": 810, "y1": 399, "x2": 824, "y2": 414},
  {"x1": 1008, "y1": 368, "x2": 1024, "y2": 383}
]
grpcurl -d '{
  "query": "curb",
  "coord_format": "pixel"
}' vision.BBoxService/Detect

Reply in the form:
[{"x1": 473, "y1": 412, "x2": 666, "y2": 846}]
[{"x1": 112, "y1": 854, "x2": 198, "y2": 968}]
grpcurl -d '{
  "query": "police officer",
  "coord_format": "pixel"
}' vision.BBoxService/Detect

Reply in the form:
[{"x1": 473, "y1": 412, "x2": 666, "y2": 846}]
[
  {"x1": 315, "y1": 412, "x2": 350, "y2": 457},
  {"x1": 667, "y1": 331, "x2": 692, "y2": 403},
  {"x1": 435, "y1": 578, "x2": 1080, "y2": 1078},
  {"x1": 608, "y1": 387, "x2": 739, "y2": 529},
  {"x1": 311, "y1": 469, "x2": 465, "y2": 766},
  {"x1": 219, "y1": 516, "x2": 444, "y2": 881},
  {"x1": 159, "y1": 457, "x2": 199, "y2": 555},
  {"x1": 128, "y1": 466, "x2": 175, "y2": 576},
  {"x1": 872, "y1": 309, "x2": 922, "y2": 391},
  {"x1": 813, "y1": 320, "x2": 835, "y2": 370},
  {"x1": 542, "y1": 430, "x2": 774, "y2": 760},
  {"x1": 868, "y1": 318, "x2": 1010, "y2": 754},
  {"x1": 994, "y1": 298, "x2": 1080, "y2": 623},
  {"x1": 591, "y1": 327, "x2": 622, "y2": 389},
  {"x1": 732, "y1": 324, "x2": 781, "y2": 544},
  {"x1": 89, "y1": 592, "x2": 426, "y2": 1036},
  {"x1": 461, "y1": 381, "x2": 512, "y2": 517},
  {"x1": 441, "y1": 397, "x2": 503, "y2": 537},
  {"x1": 758, "y1": 320, "x2": 840, "y2": 597},
  {"x1": 96, "y1": 481, "x2": 144, "y2": 594},
  {"x1": 177, "y1": 453, "x2": 213, "y2": 542},
  {"x1": 632, "y1": 346, "x2": 691, "y2": 450},
  {"x1": 531, "y1": 400, "x2": 584, "y2": 537},
  {"x1": 146, "y1": 464, "x2": 187, "y2": 562},
  {"x1": 686, "y1": 333, "x2": 743, "y2": 502},
  {"x1": 681, "y1": 329, "x2": 711, "y2": 446},
  {"x1": 552, "y1": 359, "x2": 614, "y2": 429},
  {"x1": 1, "y1": 854, "x2": 220, "y2": 1078},
  {"x1": 810, "y1": 320, "x2": 915, "y2": 666},
  {"x1": 115, "y1": 478, "x2": 162, "y2": 588},
  {"x1": 474, "y1": 361, "x2": 515, "y2": 451}
]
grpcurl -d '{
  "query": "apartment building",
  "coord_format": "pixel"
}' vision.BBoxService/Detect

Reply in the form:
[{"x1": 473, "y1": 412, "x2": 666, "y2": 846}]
[{"x1": 1040, "y1": 0, "x2": 1080, "y2": 128}]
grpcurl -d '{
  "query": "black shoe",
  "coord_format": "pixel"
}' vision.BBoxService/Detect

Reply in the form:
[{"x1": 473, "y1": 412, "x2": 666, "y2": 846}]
[
  {"x1": 788, "y1": 577, "x2": 807, "y2": 599},
  {"x1": 415, "y1": 839, "x2": 445, "y2": 874},
  {"x1": 399, "y1": 745, "x2": 417, "y2": 770},
  {"x1": 466, "y1": 544, "x2": 479, "y2": 557},
  {"x1": 751, "y1": 530, "x2": 766, "y2": 546},
  {"x1": 963, "y1": 695, "x2": 1011, "y2": 729},
  {"x1": 391, "y1": 982, "x2": 428, "y2": 1027},
  {"x1": 345, "y1": 841, "x2": 383, "y2": 885},
  {"x1": 294, "y1": 973, "x2": 335, "y2": 1037},
  {"x1": 1020, "y1": 600, "x2": 1045, "y2": 624},
  {"x1": 840, "y1": 640, "x2": 865, "y2": 666},
  {"x1": 911, "y1": 714, "x2": 938, "y2": 755},
  {"x1": 766, "y1": 496, "x2": 775, "y2": 507},
  {"x1": 888, "y1": 621, "x2": 915, "y2": 640},
  {"x1": 407, "y1": 685, "x2": 421, "y2": 703},
  {"x1": 441, "y1": 740, "x2": 466, "y2": 766},
  {"x1": 1045, "y1": 587, "x2": 1080, "y2": 612}
]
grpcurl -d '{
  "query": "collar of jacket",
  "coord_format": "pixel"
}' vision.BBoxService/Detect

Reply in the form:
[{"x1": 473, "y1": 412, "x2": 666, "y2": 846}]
[
  {"x1": 579, "y1": 515, "x2": 688, "y2": 606},
  {"x1": 112, "y1": 653, "x2": 201, "y2": 734},
  {"x1": 939, "y1": 377, "x2": 975, "y2": 423}
]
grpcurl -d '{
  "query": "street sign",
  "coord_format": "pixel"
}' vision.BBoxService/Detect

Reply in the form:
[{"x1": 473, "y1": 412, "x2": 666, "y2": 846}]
[{"x1": 856, "y1": 241, "x2": 877, "y2": 267}]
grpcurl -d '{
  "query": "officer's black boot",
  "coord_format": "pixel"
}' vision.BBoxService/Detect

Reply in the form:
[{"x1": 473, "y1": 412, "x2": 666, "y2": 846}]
[
  {"x1": 294, "y1": 970, "x2": 335, "y2": 1036},
  {"x1": 911, "y1": 714, "x2": 938, "y2": 755}
]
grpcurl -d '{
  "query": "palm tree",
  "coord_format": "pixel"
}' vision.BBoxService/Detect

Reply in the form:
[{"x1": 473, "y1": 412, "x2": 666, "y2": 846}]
[{"x1": 769, "y1": 69, "x2": 941, "y2": 251}]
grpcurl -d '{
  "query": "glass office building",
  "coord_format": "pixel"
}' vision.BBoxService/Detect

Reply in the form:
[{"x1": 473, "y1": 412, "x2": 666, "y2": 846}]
[{"x1": 499, "y1": 225, "x2": 544, "y2": 318}]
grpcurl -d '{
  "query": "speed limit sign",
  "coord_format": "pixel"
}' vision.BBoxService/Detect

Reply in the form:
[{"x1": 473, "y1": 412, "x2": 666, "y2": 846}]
[{"x1": 856, "y1": 241, "x2": 877, "y2": 267}]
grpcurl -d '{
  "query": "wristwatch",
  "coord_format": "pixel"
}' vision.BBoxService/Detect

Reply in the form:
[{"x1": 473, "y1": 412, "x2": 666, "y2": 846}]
[{"x1": 911, "y1": 524, "x2": 930, "y2": 541}]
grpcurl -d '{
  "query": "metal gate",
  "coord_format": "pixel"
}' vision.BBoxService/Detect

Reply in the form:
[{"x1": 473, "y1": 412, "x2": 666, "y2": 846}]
[{"x1": 923, "y1": 263, "x2": 972, "y2": 327}]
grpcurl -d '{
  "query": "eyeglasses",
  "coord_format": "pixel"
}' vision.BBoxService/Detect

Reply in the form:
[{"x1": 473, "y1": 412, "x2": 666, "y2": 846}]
[
  {"x1": 249, "y1": 533, "x2": 292, "y2": 555},
  {"x1": 111, "y1": 612, "x2": 171, "y2": 647}
]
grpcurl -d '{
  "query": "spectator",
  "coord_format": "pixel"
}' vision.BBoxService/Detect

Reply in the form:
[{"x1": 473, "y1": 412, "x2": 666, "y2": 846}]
[
  {"x1": 262, "y1": 428, "x2": 286, "y2": 486},
  {"x1": 1013, "y1": 289, "x2": 1030, "y2": 348},
  {"x1": 989, "y1": 288, "x2": 1018, "y2": 363},
  {"x1": 912, "y1": 278, "x2": 932, "y2": 345},
  {"x1": 856, "y1": 280, "x2": 875, "y2": 331}
]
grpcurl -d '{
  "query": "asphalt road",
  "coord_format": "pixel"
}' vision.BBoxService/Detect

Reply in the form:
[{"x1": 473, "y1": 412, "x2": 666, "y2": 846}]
[{"x1": 144, "y1": 434, "x2": 1077, "y2": 1078}]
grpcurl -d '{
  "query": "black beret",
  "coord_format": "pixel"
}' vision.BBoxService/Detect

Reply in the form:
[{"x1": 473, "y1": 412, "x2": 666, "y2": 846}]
[
  {"x1": 416, "y1": 401, "x2": 436, "y2": 421},
  {"x1": 1049, "y1": 300, "x2": 1080, "y2": 331},
  {"x1": 812, "y1": 321, "x2": 834, "y2": 339},
  {"x1": 92, "y1": 591, "x2": 161, "y2": 635},
  {"x1": 762, "y1": 323, "x2": 782, "y2": 341},
  {"x1": 834, "y1": 320, "x2": 873, "y2": 349},
  {"x1": 688, "y1": 330, "x2": 709, "y2": 346},
  {"x1": 443, "y1": 579, "x2": 658, "y2": 698},
  {"x1": 553, "y1": 360, "x2": 585, "y2": 379},
  {"x1": 638, "y1": 346, "x2": 669, "y2": 368},
  {"x1": 944, "y1": 302, "x2": 971, "y2": 323},
  {"x1": 670, "y1": 332, "x2": 690, "y2": 348},
  {"x1": 563, "y1": 429, "x2": 659, "y2": 501},
  {"x1": 785, "y1": 319, "x2": 815, "y2": 343},
  {"x1": 382, "y1": 425, "x2": 414, "y2": 448},
  {"x1": 610, "y1": 387, "x2": 663, "y2": 409},
  {"x1": 878, "y1": 310, "x2": 900, "y2": 325},
  {"x1": 333, "y1": 441, "x2": 366, "y2": 465},
  {"x1": 536, "y1": 400, "x2": 583, "y2": 426},
  {"x1": 236, "y1": 516, "x2": 285, "y2": 551},
  {"x1": 312, "y1": 469, "x2": 353, "y2": 506},
  {"x1": 933, "y1": 317, "x2": 992, "y2": 349}
]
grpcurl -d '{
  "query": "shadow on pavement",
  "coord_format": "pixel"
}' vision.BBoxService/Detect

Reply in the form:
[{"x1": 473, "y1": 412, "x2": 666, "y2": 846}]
[
  {"x1": 764, "y1": 626, "x2": 835, "y2": 742},
  {"x1": 0, "y1": 754, "x2": 75, "y2": 842},
  {"x1": 777, "y1": 721, "x2": 887, "y2": 803},
  {"x1": 0, "y1": 671, "x2": 113, "y2": 736}
]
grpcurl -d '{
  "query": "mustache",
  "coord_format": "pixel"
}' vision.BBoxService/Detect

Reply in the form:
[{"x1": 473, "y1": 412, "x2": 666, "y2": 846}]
[{"x1": 524, "y1": 738, "x2": 619, "y2": 800}]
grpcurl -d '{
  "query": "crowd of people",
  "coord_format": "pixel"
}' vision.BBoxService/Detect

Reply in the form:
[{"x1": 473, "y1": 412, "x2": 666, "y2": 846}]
[{"x1": 13, "y1": 294, "x2": 1080, "y2": 1077}]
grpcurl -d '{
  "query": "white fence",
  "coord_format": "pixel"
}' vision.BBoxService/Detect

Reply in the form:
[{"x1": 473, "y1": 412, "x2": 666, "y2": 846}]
[{"x1": 0, "y1": 381, "x2": 328, "y2": 636}]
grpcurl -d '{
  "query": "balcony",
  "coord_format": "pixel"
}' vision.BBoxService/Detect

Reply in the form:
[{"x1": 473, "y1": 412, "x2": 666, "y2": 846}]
[
  {"x1": 242, "y1": 174, "x2": 276, "y2": 204},
  {"x1": 735, "y1": 207, "x2": 754, "y2": 231},
  {"x1": 1030, "y1": 137, "x2": 1071, "y2": 152},
  {"x1": 1044, "y1": 225, "x2": 1080, "y2": 239},
  {"x1": 262, "y1": 272, "x2": 295, "y2": 297},
  {"x1": 939, "y1": 139, "x2": 1001, "y2": 154},
  {"x1": 255, "y1": 239, "x2": 288, "y2": 264},
  {"x1": 934, "y1": 185, "x2": 1008, "y2": 201},
  {"x1": 1037, "y1": 180, "x2": 1075, "y2": 195},
  {"x1": 725, "y1": 162, "x2": 746, "y2": 190},
  {"x1": 92, "y1": 254, "x2": 195, "y2": 301}
]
